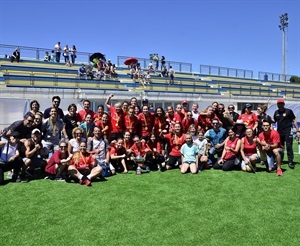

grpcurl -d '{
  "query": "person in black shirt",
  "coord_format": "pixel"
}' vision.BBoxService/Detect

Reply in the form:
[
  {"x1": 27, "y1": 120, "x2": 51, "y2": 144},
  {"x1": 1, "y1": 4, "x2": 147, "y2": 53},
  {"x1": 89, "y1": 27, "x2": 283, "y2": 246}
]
[
  {"x1": 43, "y1": 96, "x2": 64, "y2": 119},
  {"x1": 257, "y1": 104, "x2": 273, "y2": 135},
  {"x1": 227, "y1": 104, "x2": 239, "y2": 122},
  {"x1": 273, "y1": 98, "x2": 300, "y2": 169}
]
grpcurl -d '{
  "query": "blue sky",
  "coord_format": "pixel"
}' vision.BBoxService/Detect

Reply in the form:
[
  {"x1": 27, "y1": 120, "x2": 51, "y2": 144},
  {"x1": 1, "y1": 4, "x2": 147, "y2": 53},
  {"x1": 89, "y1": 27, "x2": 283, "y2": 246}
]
[{"x1": 0, "y1": 0, "x2": 299, "y2": 77}]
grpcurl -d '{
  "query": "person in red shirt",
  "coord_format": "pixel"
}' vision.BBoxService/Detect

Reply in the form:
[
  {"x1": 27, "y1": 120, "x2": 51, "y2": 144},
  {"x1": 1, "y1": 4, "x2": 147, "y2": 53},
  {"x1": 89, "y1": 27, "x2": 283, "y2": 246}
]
[
  {"x1": 161, "y1": 123, "x2": 186, "y2": 170},
  {"x1": 45, "y1": 140, "x2": 71, "y2": 180},
  {"x1": 105, "y1": 94, "x2": 125, "y2": 141},
  {"x1": 95, "y1": 112, "x2": 111, "y2": 140},
  {"x1": 153, "y1": 107, "x2": 169, "y2": 136},
  {"x1": 181, "y1": 100, "x2": 189, "y2": 117},
  {"x1": 110, "y1": 138, "x2": 128, "y2": 173},
  {"x1": 138, "y1": 105, "x2": 154, "y2": 141},
  {"x1": 121, "y1": 101, "x2": 129, "y2": 115},
  {"x1": 198, "y1": 106, "x2": 220, "y2": 132},
  {"x1": 124, "y1": 106, "x2": 140, "y2": 136},
  {"x1": 257, "y1": 120, "x2": 283, "y2": 176},
  {"x1": 77, "y1": 100, "x2": 95, "y2": 123},
  {"x1": 68, "y1": 141, "x2": 102, "y2": 186},
  {"x1": 166, "y1": 105, "x2": 179, "y2": 134},
  {"x1": 174, "y1": 104, "x2": 185, "y2": 125},
  {"x1": 93, "y1": 105, "x2": 105, "y2": 124},
  {"x1": 182, "y1": 110, "x2": 197, "y2": 133},
  {"x1": 240, "y1": 128, "x2": 260, "y2": 173},
  {"x1": 238, "y1": 103, "x2": 258, "y2": 131},
  {"x1": 214, "y1": 128, "x2": 241, "y2": 171},
  {"x1": 130, "y1": 135, "x2": 152, "y2": 172},
  {"x1": 147, "y1": 133, "x2": 165, "y2": 170}
]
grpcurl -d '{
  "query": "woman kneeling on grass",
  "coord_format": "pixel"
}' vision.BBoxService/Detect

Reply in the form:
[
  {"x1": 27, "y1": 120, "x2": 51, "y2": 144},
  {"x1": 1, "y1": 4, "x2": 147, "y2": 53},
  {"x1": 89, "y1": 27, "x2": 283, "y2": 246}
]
[
  {"x1": 213, "y1": 127, "x2": 241, "y2": 171},
  {"x1": 68, "y1": 141, "x2": 102, "y2": 186},
  {"x1": 180, "y1": 134, "x2": 199, "y2": 174},
  {"x1": 240, "y1": 128, "x2": 260, "y2": 173}
]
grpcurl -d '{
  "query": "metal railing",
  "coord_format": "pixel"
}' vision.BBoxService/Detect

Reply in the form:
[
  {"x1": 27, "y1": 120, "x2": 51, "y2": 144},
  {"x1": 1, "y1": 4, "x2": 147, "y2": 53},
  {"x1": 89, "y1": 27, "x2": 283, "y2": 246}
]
[{"x1": 1, "y1": 43, "x2": 298, "y2": 82}]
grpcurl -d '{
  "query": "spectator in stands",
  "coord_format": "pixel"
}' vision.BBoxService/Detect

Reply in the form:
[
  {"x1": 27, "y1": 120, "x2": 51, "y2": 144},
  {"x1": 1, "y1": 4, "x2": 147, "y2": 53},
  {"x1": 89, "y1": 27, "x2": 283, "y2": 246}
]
[
  {"x1": 110, "y1": 64, "x2": 118, "y2": 78},
  {"x1": 44, "y1": 52, "x2": 50, "y2": 62},
  {"x1": 42, "y1": 107, "x2": 64, "y2": 156},
  {"x1": 169, "y1": 66, "x2": 175, "y2": 85},
  {"x1": 213, "y1": 127, "x2": 241, "y2": 171},
  {"x1": 273, "y1": 98, "x2": 300, "y2": 169},
  {"x1": 68, "y1": 141, "x2": 102, "y2": 186},
  {"x1": 70, "y1": 45, "x2": 77, "y2": 64},
  {"x1": 160, "y1": 56, "x2": 166, "y2": 71},
  {"x1": 78, "y1": 64, "x2": 87, "y2": 79},
  {"x1": 63, "y1": 45, "x2": 70, "y2": 63},
  {"x1": 50, "y1": 50, "x2": 55, "y2": 62},
  {"x1": 180, "y1": 133, "x2": 199, "y2": 174},
  {"x1": 1, "y1": 112, "x2": 35, "y2": 141},
  {"x1": 161, "y1": 66, "x2": 168, "y2": 77},
  {"x1": 240, "y1": 128, "x2": 260, "y2": 173},
  {"x1": 257, "y1": 120, "x2": 283, "y2": 176},
  {"x1": 62, "y1": 104, "x2": 80, "y2": 140},
  {"x1": 227, "y1": 104, "x2": 239, "y2": 122},
  {"x1": 54, "y1": 42, "x2": 62, "y2": 63},
  {"x1": 78, "y1": 99, "x2": 95, "y2": 123},
  {"x1": 45, "y1": 140, "x2": 71, "y2": 181},
  {"x1": 43, "y1": 96, "x2": 64, "y2": 119},
  {"x1": 148, "y1": 61, "x2": 155, "y2": 73},
  {"x1": 256, "y1": 104, "x2": 273, "y2": 135},
  {"x1": 79, "y1": 113, "x2": 95, "y2": 139},
  {"x1": 0, "y1": 131, "x2": 23, "y2": 184},
  {"x1": 10, "y1": 47, "x2": 20, "y2": 63},
  {"x1": 68, "y1": 127, "x2": 85, "y2": 154},
  {"x1": 153, "y1": 54, "x2": 159, "y2": 70},
  {"x1": 86, "y1": 65, "x2": 95, "y2": 80},
  {"x1": 238, "y1": 103, "x2": 258, "y2": 131}
]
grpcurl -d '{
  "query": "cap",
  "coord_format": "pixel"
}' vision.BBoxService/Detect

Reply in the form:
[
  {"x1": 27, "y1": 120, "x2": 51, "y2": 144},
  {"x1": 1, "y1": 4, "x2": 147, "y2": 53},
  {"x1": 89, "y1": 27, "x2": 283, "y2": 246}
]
[
  {"x1": 235, "y1": 120, "x2": 245, "y2": 125},
  {"x1": 182, "y1": 100, "x2": 188, "y2": 104},
  {"x1": 277, "y1": 98, "x2": 285, "y2": 104},
  {"x1": 32, "y1": 128, "x2": 41, "y2": 134},
  {"x1": 142, "y1": 98, "x2": 149, "y2": 103},
  {"x1": 245, "y1": 103, "x2": 252, "y2": 108}
]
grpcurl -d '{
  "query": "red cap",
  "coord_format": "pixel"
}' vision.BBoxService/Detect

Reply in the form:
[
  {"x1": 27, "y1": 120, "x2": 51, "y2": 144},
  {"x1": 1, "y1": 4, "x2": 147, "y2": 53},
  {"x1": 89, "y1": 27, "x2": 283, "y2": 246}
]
[
  {"x1": 182, "y1": 100, "x2": 187, "y2": 104},
  {"x1": 277, "y1": 98, "x2": 285, "y2": 103}
]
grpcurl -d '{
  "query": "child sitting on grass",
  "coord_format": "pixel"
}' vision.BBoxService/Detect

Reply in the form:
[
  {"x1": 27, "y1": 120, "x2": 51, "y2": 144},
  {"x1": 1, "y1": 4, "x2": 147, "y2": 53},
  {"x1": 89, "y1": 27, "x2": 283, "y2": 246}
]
[{"x1": 180, "y1": 133, "x2": 199, "y2": 174}]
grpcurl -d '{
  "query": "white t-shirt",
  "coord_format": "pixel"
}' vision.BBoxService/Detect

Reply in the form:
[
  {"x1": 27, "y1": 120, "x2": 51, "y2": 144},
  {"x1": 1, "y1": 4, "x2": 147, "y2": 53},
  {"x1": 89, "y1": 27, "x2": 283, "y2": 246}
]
[{"x1": 194, "y1": 138, "x2": 208, "y2": 155}]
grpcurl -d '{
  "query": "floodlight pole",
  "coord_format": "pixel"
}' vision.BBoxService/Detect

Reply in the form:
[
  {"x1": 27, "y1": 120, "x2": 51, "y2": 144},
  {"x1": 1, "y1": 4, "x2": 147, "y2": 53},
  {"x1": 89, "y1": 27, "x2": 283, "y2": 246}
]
[{"x1": 279, "y1": 13, "x2": 288, "y2": 82}]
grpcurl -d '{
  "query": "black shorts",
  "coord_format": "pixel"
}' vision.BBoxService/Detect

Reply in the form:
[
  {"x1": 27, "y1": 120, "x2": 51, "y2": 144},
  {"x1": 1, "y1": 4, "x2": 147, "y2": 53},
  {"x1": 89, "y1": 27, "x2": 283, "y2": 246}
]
[
  {"x1": 166, "y1": 155, "x2": 182, "y2": 167},
  {"x1": 77, "y1": 169, "x2": 91, "y2": 176}
]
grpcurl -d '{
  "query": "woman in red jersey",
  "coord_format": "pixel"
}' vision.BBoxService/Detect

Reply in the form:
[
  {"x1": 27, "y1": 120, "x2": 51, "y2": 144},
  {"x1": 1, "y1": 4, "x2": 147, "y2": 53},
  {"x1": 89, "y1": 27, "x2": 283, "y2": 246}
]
[
  {"x1": 95, "y1": 112, "x2": 111, "y2": 140},
  {"x1": 138, "y1": 105, "x2": 154, "y2": 141},
  {"x1": 238, "y1": 103, "x2": 258, "y2": 131},
  {"x1": 213, "y1": 127, "x2": 241, "y2": 171},
  {"x1": 240, "y1": 128, "x2": 260, "y2": 172}
]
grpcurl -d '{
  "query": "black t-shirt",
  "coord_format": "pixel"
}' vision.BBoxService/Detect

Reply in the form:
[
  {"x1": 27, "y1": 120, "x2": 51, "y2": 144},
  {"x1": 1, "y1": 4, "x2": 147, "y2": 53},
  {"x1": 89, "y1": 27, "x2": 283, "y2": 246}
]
[
  {"x1": 273, "y1": 108, "x2": 296, "y2": 134},
  {"x1": 257, "y1": 114, "x2": 273, "y2": 135},
  {"x1": 4, "y1": 120, "x2": 32, "y2": 139},
  {"x1": 63, "y1": 114, "x2": 78, "y2": 139}
]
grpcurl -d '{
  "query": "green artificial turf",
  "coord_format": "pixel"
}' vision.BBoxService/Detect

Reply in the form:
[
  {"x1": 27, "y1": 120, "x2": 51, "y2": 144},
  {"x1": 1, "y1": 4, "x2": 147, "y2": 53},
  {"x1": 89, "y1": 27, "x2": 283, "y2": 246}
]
[{"x1": 1, "y1": 143, "x2": 300, "y2": 246}]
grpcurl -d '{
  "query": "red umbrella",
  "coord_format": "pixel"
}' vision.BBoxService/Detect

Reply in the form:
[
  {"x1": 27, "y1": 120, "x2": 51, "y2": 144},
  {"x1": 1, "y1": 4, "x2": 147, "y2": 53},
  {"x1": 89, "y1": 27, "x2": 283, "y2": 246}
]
[{"x1": 124, "y1": 57, "x2": 138, "y2": 65}]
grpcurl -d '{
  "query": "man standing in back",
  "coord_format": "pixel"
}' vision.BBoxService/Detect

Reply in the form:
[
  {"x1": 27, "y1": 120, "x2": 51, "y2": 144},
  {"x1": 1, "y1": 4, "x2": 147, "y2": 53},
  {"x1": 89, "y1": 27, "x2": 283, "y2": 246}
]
[
  {"x1": 43, "y1": 96, "x2": 64, "y2": 119},
  {"x1": 273, "y1": 98, "x2": 300, "y2": 169}
]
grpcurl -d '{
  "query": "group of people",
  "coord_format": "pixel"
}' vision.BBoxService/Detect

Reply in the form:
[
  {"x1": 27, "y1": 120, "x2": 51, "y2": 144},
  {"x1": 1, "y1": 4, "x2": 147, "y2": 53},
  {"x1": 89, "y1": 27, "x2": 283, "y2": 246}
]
[
  {"x1": 77, "y1": 61, "x2": 118, "y2": 81},
  {"x1": 0, "y1": 95, "x2": 299, "y2": 187},
  {"x1": 44, "y1": 42, "x2": 77, "y2": 66}
]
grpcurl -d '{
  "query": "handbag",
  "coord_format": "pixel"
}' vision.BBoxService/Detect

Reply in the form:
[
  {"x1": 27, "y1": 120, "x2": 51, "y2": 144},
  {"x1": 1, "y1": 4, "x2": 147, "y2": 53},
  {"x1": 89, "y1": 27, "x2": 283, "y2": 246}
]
[{"x1": 100, "y1": 164, "x2": 111, "y2": 177}]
